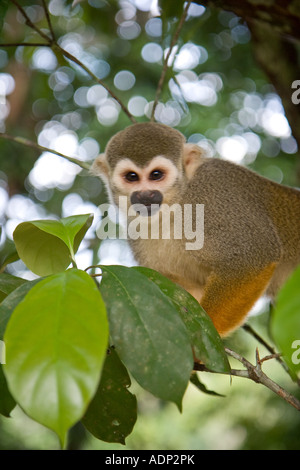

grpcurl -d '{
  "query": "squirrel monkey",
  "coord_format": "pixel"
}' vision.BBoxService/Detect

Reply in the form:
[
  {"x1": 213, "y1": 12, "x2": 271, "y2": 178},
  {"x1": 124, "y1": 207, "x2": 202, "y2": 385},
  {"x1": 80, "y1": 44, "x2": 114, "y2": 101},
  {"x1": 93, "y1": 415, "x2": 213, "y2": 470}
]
[{"x1": 93, "y1": 122, "x2": 300, "y2": 337}]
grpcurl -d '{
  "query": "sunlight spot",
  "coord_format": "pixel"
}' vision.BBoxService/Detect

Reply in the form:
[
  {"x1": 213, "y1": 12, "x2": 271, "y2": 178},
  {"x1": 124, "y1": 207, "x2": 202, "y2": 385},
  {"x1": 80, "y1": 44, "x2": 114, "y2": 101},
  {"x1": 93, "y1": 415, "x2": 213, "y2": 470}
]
[
  {"x1": 32, "y1": 48, "x2": 57, "y2": 72},
  {"x1": 114, "y1": 70, "x2": 136, "y2": 90},
  {"x1": 216, "y1": 136, "x2": 248, "y2": 163}
]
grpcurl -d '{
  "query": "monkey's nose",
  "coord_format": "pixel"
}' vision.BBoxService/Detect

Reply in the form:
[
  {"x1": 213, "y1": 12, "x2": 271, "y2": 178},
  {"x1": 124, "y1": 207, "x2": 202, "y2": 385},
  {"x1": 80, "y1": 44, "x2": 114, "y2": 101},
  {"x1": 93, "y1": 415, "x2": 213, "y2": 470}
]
[
  {"x1": 130, "y1": 190, "x2": 163, "y2": 216},
  {"x1": 130, "y1": 190, "x2": 163, "y2": 207}
]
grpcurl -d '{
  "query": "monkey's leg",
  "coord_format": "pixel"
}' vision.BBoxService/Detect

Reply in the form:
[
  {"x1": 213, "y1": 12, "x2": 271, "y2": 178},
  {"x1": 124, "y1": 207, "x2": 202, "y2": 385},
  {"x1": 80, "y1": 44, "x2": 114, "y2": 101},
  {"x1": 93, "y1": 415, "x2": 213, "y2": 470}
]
[{"x1": 200, "y1": 262, "x2": 278, "y2": 337}]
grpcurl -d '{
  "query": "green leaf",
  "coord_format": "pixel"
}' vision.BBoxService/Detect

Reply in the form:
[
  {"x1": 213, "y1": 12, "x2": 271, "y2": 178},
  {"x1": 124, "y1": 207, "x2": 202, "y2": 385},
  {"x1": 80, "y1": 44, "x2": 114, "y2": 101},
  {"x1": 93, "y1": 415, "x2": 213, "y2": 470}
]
[
  {"x1": 13, "y1": 214, "x2": 93, "y2": 276},
  {"x1": 0, "y1": 273, "x2": 26, "y2": 303},
  {"x1": 99, "y1": 265, "x2": 194, "y2": 409},
  {"x1": 82, "y1": 347, "x2": 137, "y2": 444},
  {"x1": 271, "y1": 266, "x2": 300, "y2": 375},
  {"x1": 0, "y1": 250, "x2": 20, "y2": 273},
  {"x1": 134, "y1": 267, "x2": 230, "y2": 373},
  {"x1": 159, "y1": 0, "x2": 185, "y2": 18},
  {"x1": 3, "y1": 269, "x2": 109, "y2": 446},
  {"x1": 29, "y1": 214, "x2": 94, "y2": 254},
  {"x1": 0, "y1": 279, "x2": 41, "y2": 418}
]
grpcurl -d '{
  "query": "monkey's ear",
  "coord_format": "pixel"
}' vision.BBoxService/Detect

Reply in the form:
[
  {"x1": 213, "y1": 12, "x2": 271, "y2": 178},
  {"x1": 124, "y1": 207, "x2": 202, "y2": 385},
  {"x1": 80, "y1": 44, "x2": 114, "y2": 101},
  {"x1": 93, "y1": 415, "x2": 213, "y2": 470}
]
[
  {"x1": 91, "y1": 153, "x2": 110, "y2": 182},
  {"x1": 183, "y1": 143, "x2": 205, "y2": 180}
]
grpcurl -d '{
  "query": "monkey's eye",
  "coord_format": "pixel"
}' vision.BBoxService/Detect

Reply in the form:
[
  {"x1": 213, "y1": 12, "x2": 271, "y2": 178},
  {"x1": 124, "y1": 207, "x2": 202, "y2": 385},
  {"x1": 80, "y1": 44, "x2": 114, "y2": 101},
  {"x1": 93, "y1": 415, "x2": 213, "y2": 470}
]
[
  {"x1": 149, "y1": 170, "x2": 164, "y2": 181},
  {"x1": 124, "y1": 172, "x2": 139, "y2": 182}
]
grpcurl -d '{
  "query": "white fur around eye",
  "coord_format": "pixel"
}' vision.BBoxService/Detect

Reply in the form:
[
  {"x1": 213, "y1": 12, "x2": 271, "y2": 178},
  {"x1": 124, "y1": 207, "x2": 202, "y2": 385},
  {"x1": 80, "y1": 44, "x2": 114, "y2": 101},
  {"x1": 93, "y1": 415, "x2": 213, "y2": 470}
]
[
  {"x1": 146, "y1": 156, "x2": 179, "y2": 187},
  {"x1": 112, "y1": 156, "x2": 179, "y2": 193},
  {"x1": 111, "y1": 159, "x2": 141, "y2": 193}
]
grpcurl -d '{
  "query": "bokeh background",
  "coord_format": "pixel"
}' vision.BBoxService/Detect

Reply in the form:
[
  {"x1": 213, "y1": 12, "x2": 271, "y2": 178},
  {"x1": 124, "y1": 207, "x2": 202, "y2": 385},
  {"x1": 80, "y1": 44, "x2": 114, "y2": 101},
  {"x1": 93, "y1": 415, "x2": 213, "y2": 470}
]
[{"x1": 0, "y1": 0, "x2": 299, "y2": 450}]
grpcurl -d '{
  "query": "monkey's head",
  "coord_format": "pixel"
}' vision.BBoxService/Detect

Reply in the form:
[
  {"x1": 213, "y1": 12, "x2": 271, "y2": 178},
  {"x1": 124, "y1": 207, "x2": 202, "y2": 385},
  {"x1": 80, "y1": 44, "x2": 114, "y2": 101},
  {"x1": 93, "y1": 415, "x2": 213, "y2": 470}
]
[{"x1": 92, "y1": 122, "x2": 204, "y2": 215}]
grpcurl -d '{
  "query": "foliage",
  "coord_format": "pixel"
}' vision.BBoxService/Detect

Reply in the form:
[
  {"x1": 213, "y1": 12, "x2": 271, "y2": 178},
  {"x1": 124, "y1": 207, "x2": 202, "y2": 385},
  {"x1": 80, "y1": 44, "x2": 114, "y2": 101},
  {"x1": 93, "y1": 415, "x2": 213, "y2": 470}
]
[
  {"x1": 0, "y1": 0, "x2": 299, "y2": 450},
  {"x1": 1, "y1": 213, "x2": 228, "y2": 446}
]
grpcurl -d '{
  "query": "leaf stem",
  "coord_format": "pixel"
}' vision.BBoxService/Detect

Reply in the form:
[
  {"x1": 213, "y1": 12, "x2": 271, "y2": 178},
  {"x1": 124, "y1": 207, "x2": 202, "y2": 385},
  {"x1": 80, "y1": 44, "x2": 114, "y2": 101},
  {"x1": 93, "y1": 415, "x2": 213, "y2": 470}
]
[{"x1": 70, "y1": 254, "x2": 78, "y2": 270}]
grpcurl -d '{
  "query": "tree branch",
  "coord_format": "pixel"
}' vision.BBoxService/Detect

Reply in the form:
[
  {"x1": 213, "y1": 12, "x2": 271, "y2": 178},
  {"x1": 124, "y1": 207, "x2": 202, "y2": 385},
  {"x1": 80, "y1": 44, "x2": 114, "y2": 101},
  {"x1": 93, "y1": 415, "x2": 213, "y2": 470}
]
[
  {"x1": 56, "y1": 46, "x2": 136, "y2": 123},
  {"x1": 0, "y1": 133, "x2": 91, "y2": 170},
  {"x1": 194, "y1": 347, "x2": 300, "y2": 412},
  {"x1": 193, "y1": 0, "x2": 300, "y2": 41},
  {"x1": 225, "y1": 348, "x2": 300, "y2": 411}
]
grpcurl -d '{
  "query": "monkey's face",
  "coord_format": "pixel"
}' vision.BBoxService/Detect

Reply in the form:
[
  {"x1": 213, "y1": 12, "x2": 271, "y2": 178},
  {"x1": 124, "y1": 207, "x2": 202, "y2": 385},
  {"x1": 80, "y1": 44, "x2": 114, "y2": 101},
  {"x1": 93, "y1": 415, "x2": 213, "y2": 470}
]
[
  {"x1": 110, "y1": 156, "x2": 182, "y2": 216},
  {"x1": 92, "y1": 123, "x2": 205, "y2": 218}
]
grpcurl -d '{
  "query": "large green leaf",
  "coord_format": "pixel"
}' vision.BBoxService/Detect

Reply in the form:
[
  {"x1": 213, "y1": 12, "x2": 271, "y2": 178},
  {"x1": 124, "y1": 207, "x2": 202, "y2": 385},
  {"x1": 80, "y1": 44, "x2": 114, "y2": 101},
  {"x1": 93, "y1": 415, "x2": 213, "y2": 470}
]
[
  {"x1": 271, "y1": 266, "x2": 300, "y2": 375},
  {"x1": 13, "y1": 214, "x2": 93, "y2": 276},
  {"x1": 3, "y1": 269, "x2": 109, "y2": 446},
  {"x1": 99, "y1": 265, "x2": 194, "y2": 409},
  {"x1": 82, "y1": 347, "x2": 137, "y2": 444},
  {"x1": 135, "y1": 267, "x2": 230, "y2": 373}
]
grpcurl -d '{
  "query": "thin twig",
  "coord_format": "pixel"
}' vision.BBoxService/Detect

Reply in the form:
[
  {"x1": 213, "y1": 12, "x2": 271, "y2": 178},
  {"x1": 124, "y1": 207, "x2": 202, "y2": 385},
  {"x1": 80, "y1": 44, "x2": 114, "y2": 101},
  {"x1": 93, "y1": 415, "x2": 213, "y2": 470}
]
[
  {"x1": 42, "y1": 0, "x2": 56, "y2": 41},
  {"x1": 151, "y1": 0, "x2": 192, "y2": 121},
  {"x1": 170, "y1": 74, "x2": 189, "y2": 114},
  {"x1": 258, "y1": 352, "x2": 283, "y2": 364},
  {"x1": 10, "y1": 0, "x2": 53, "y2": 43},
  {"x1": 57, "y1": 46, "x2": 136, "y2": 123},
  {"x1": 243, "y1": 323, "x2": 300, "y2": 386},
  {"x1": 0, "y1": 133, "x2": 91, "y2": 170}
]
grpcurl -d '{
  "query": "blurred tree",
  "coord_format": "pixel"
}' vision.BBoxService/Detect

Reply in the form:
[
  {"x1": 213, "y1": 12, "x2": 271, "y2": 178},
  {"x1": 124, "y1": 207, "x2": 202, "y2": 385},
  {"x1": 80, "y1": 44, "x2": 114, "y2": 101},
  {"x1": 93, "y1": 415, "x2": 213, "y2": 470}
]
[
  {"x1": 0, "y1": 0, "x2": 299, "y2": 451},
  {"x1": 194, "y1": 0, "x2": 300, "y2": 153}
]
